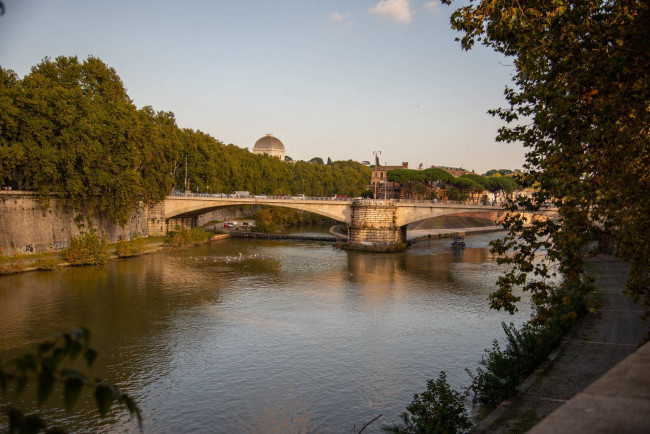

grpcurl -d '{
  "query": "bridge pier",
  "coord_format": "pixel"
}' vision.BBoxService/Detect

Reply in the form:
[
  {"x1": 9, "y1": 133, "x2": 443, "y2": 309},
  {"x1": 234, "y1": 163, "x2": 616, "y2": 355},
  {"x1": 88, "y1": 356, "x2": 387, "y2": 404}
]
[
  {"x1": 147, "y1": 202, "x2": 197, "y2": 235},
  {"x1": 347, "y1": 201, "x2": 407, "y2": 252},
  {"x1": 166, "y1": 216, "x2": 197, "y2": 233}
]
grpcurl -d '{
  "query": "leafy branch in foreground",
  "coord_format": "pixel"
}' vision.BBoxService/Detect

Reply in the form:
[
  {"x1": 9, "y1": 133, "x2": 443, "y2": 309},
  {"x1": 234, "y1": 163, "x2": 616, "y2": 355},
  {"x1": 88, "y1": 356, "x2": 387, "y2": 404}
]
[
  {"x1": 0, "y1": 327, "x2": 141, "y2": 433},
  {"x1": 489, "y1": 192, "x2": 596, "y2": 327},
  {"x1": 442, "y1": 0, "x2": 649, "y2": 322}
]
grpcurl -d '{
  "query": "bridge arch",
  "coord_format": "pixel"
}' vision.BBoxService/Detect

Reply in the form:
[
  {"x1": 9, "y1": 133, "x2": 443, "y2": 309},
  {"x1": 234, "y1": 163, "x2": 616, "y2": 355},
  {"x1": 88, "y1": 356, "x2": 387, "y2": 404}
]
[
  {"x1": 163, "y1": 197, "x2": 352, "y2": 224},
  {"x1": 395, "y1": 204, "x2": 505, "y2": 227}
]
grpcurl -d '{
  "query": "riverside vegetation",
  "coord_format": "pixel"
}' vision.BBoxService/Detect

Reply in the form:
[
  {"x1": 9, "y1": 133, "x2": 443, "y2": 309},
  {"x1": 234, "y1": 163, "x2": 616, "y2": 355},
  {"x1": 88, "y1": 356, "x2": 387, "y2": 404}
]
[{"x1": 0, "y1": 228, "x2": 211, "y2": 275}]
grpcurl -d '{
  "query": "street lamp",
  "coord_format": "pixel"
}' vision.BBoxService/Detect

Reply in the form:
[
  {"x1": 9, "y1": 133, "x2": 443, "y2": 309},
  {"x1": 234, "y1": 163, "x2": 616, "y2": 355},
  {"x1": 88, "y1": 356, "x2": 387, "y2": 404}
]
[
  {"x1": 373, "y1": 151, "x2": 382, "y2": 199},
  {"x1": 184, "y1": 154, "x2": 189, "y2": 193}
]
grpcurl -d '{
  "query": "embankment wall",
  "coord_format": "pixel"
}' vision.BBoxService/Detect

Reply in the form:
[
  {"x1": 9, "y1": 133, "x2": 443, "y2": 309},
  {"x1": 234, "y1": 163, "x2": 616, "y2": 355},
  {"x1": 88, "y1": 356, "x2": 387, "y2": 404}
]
[
  {"x1": 0, "y1": 192, "x2": 260, "y2": 255},
  {"x1": 0, "y1": 191, "x2": 148, "y2": 255}
]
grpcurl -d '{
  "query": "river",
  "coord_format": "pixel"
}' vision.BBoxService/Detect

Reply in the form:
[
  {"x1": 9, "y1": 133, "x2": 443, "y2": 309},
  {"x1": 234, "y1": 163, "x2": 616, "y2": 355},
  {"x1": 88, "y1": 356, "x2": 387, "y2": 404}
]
[{"x1": 0, "y1": 229, "x2": 532, "y2": 433}]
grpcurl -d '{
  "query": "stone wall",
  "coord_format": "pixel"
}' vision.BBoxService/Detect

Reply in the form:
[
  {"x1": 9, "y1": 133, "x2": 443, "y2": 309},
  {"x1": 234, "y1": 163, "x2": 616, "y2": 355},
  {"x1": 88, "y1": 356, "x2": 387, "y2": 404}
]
[
  {"x1": 0, "y1": 191, "x2": 148, "y2": 255},
  {"x1": 0, "y1": 193, "x2": 263, "y2": 254},
  {"x1": 348, "y1": 202, "x2": 406, "y2": 249}
]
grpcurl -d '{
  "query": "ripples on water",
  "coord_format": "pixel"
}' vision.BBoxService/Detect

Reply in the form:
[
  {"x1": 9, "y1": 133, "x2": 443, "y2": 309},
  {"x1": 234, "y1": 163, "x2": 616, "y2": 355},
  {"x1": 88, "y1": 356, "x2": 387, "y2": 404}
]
[{"x1": 0, "y1": 231, "x2": 532, "y2": 433}]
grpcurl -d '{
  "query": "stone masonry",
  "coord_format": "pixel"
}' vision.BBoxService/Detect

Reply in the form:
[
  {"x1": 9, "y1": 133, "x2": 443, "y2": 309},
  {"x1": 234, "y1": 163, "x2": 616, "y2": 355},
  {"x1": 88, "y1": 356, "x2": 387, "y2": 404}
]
[
  {"x1": 347, "y1": 201, "x2": 406, "y2": 250},
  {"x1": 0, "y1": 191, "x2": 148, "y2": 255}
]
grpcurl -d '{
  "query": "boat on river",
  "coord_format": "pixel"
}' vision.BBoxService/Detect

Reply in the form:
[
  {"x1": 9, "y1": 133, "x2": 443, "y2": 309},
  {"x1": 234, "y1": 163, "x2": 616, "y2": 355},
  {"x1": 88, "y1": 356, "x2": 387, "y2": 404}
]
[{"x1": 451, "y1": 236, "x2": 466, "y2": 248}]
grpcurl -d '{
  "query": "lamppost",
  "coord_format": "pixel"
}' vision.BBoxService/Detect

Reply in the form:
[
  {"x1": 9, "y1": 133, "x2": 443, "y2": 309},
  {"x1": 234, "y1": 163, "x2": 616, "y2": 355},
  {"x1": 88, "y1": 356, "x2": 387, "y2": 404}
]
[
  {"x1": 184, "y1": 154, "x2": 189, "y2": 194},
  {"x1": 373, "y1": 151, "x2": 381, "y2": 199}
]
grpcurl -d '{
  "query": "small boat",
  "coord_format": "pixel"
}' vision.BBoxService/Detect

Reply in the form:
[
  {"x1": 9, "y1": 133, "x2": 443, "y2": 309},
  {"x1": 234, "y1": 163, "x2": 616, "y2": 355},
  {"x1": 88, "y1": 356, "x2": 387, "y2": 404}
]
[{"x1": 451, "y1": 236, "x2": 466, "y2": 248}]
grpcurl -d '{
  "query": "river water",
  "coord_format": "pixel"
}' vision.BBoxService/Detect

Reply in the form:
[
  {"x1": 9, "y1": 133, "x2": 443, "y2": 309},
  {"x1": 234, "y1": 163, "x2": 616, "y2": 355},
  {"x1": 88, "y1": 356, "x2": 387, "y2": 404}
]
[{"x1": 0, "y1": 229, "x2": 532, "y2": 433}]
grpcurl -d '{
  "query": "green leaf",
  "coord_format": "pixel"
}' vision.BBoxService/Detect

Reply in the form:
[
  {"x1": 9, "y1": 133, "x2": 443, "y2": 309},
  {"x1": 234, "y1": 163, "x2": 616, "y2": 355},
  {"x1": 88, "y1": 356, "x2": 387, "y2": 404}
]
[
  {"x1": 67, "y1": 340, "x2": 83, "y2": 360},
  {"x1": 21, "y1": 414, "x2": 47, "y2": 434},
  {"x1": 0, "y1": 369, "x2": 6, "y2": 394},
  {"x1": 6, "y1": 406, "x2": 24, "y2": 431},
  {"x1": 64, "y1": 377, "x2": 84, "y2": 410},
  {"x1": 37, "y1": 341, "x2": 55, "y2": 355},
  {"x1": 15, "y1": 375, "x2": 28, "y2": 396},
  {"x1": 94, "y1": 383, "x2": 118, "y2": 417},
  {"x1": 37, "y1": 372, "x2": 55, "y2": 404},
  {"x1": 121, "y1": 394, "x2": 143, "y2": 429},
  {"x1": 71, "y1": 328, "x2": 86, "y2": 341},
  {"x1": 83, "y1": 347, "x2": 99, "y2": 368}
]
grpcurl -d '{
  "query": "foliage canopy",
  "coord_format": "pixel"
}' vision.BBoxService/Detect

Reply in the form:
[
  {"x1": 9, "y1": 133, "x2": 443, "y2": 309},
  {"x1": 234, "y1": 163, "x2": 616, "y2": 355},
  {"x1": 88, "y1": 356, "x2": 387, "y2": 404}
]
[
  {"x1": 0, "y1": 56, "x2": 371, "y2": 225},
  {"x1": 443, "y1": 0, "x2": 650, "y2": 323}
]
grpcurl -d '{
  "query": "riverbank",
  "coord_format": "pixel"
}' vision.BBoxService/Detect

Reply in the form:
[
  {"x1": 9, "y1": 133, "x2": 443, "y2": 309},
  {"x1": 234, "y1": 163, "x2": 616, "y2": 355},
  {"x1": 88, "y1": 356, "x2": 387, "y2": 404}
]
[
  {"x1": 474, "y1": 255, "x2": 649, "y2": 433},
  {"x1": 0, "y1": 225, "x2": 509, "y2": 276},
  {"x1": 0, "y1": 233, "x2": 232, "y2": 275}
]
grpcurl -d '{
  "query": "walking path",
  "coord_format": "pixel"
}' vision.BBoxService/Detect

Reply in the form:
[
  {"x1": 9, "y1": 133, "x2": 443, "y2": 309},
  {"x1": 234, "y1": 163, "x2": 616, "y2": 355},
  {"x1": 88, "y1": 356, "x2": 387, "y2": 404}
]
[{"x1": 474, "y1": 256, "x2": 649, "y2": 433}]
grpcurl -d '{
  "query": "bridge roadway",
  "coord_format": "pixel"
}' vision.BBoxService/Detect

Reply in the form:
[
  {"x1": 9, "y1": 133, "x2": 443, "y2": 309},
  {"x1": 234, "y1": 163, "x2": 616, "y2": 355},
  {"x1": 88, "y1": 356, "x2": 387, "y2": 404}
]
[{"x1": 156, "y1": 194, "x2": 556, "y2": 251}]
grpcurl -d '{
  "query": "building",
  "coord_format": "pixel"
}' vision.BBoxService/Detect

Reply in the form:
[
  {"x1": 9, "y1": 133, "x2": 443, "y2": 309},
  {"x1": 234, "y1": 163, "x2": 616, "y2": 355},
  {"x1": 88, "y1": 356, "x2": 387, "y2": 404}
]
[
  {"x1": 370, "y1": 162, "x2": 408, "y2": 199},
  {"x1": 435, "y1": 165, "x2": 474, "y2": 177},
  {"x1": 252, "y1": 134, "x2": 286, "y2": 160}
]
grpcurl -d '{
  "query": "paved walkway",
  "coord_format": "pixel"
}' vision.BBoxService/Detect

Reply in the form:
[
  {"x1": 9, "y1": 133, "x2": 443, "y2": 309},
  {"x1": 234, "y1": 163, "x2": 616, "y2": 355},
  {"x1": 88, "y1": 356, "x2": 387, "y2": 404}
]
[{"x1": 474, "y1": 256, "x2": 649, "y2": 433}]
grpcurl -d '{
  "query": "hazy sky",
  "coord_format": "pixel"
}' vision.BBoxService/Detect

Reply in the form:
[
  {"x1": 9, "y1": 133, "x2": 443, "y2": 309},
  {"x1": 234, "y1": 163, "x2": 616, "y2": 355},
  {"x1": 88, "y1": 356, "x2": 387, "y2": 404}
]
[{"x1": 0, "y1": 0, "x2": 525, "y2": 173}]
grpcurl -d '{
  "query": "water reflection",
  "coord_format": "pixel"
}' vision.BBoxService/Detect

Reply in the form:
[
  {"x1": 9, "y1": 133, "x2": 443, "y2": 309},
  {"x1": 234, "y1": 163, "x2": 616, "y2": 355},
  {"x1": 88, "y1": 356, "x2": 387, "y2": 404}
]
[{"x1": 0, "y1": 232, "x2": 532, "y2": 433}]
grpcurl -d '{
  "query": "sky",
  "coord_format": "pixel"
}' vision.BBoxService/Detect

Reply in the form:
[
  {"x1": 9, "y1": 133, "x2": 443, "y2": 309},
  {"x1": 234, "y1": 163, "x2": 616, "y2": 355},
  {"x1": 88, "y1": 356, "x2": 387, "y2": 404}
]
[{"x1": 0, "y1": 0, "x2": 525, "y2": 174}]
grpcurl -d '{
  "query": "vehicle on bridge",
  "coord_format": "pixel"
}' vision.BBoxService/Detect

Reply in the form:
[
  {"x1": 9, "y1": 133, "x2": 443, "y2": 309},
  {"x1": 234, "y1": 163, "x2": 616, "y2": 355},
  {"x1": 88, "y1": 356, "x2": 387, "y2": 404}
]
[{"x1": 230, "y1": 191, "x2": 250, "y2": 198}]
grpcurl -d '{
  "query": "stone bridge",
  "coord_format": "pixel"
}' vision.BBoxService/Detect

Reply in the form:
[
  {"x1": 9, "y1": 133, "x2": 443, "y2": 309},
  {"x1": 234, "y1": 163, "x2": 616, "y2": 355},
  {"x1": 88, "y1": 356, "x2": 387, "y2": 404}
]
[{"x1": 149, "y1": 195, "x2": 557, "y2": 251}]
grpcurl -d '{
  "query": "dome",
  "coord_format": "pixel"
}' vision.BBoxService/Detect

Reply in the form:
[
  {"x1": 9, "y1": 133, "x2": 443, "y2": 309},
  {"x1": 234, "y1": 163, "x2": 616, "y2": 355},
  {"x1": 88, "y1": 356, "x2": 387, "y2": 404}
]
[{"x1": 252, "y1": 134, "x2": 286, "y2": 159}]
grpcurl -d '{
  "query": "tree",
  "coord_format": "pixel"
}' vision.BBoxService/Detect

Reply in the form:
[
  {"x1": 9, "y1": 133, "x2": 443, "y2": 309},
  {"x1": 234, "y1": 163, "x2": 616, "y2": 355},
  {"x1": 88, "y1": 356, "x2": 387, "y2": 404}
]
[
  {"x1": 0, "y1": 56, "x2": 372, "y2": 227},
  {"x1": 326, "y1": 157, "x2": 332, "y2": 165},
  {"x1": 443, "y1": 0, "x2": 649, "y2": 324},
  {"x1": 309, "y1": 157, "x2": 324, "y2": 165},
  {"x1": 383, "y1": 372, "x2": 472, "y2": 434},
  {"x1": 387, "y1": 169, "x2": 425, "y2": 198},
  {"x1": 488, "y1": 176, "x2": 519, "y2": 204},
  {"x1": 450, "y1": 177, "x2": 480, "y2": 202}
]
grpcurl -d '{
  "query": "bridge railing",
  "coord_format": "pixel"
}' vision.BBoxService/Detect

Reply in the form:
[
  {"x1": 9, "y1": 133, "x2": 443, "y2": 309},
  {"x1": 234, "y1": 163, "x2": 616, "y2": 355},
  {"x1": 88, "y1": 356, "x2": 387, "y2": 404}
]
[
  {"x1": 166, "y1": 191, "x2": 510, "y2": 207},
  {"x1": 168, "y1": 191, "x2": 356, "y2": 201}
]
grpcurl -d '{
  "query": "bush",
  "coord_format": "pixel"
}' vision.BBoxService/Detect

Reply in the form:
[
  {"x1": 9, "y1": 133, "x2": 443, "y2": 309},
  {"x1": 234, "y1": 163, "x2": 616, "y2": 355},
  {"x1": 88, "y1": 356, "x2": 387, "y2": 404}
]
[
  {"x1": 467, "y1": 322, "x2": 565, "y2": 406},
  {"x1": 35, "y1": 256, "x2": 61, "y2": 271},
  {"x1": 64, "y1": 230, "x2": 110, "y2": 265},
  {"x1": 0, "y1": 256, "x2": 24, "y2": 274},
  {"x1": 115, "y1": 237, "x2": 146, "y2": 257},
  {"x1": 384, "y1": 372, "x2": 472, "y2": 434},
  {"x1": 164, "y1": 227, "x2": 210, "y2": 247}
]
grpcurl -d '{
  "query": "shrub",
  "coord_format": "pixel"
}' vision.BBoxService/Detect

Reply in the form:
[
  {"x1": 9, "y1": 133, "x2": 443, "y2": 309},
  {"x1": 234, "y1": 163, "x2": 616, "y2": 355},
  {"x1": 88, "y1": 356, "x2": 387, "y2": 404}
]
[
  {"x1": 0, "y1": 257, "x2": 24, "y2": 274},
  {"x1": 467, "y1": 322, "x2": 565, "y2": 406},
  {"x1": 384, "y1": 372, "x2": 472, "y2": 434},
  {"x1": 115, "y1": 237, "x2": 146, "y2": 258},
  {"x1": 164, "y1": 227, "x2": 210, "y2": 247},
  {"x1": 35, "y1": 256, "x2": 61, "y2": 271},
  {"x1": 64, "y1": 230, "x2": 110, "y2": 265}
]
